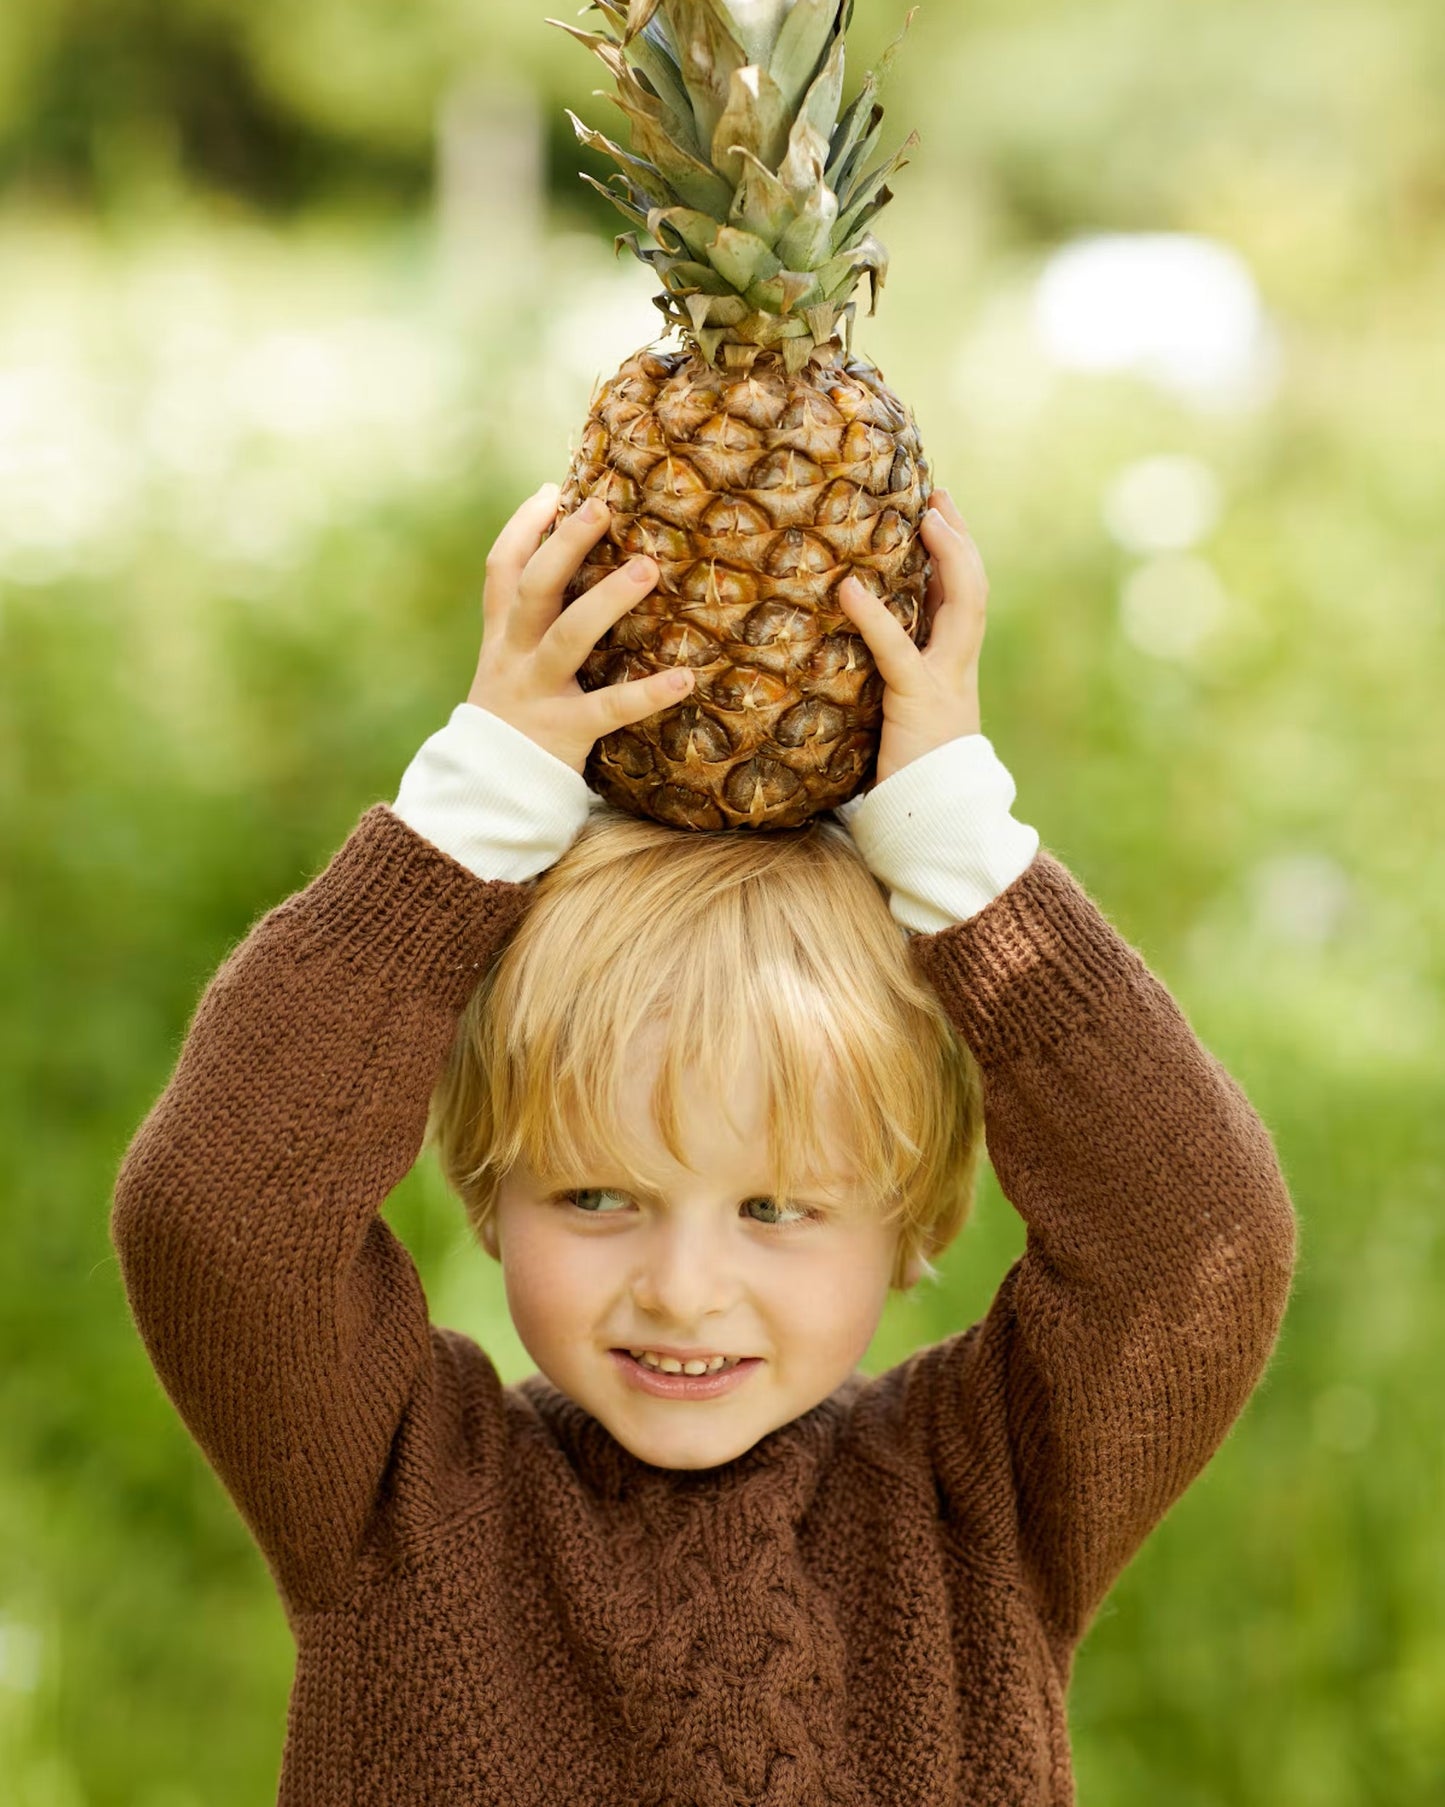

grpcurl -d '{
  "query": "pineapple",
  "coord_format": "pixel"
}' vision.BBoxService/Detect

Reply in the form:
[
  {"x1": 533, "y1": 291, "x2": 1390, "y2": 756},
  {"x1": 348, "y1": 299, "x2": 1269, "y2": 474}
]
[{"x1": 551, "y1": 0, "x2": 932, "y2": 830}]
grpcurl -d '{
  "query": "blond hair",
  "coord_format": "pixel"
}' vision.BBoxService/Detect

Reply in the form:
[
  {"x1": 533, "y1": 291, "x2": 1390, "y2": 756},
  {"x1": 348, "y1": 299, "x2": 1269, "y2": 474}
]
[{"x1": 426, "y1": 802, "x2": 984, "y2": 1291}]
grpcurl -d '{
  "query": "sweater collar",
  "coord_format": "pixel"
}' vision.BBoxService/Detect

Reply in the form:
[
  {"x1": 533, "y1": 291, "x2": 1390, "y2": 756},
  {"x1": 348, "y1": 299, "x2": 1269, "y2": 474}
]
[{"x1": 514, "y1": 1367, "x2": 868, "y2": 1508}]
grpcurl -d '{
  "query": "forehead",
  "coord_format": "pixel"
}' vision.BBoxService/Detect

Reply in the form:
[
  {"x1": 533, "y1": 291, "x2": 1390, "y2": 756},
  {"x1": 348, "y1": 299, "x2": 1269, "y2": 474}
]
[
  {"x1": 609, "y1": 1027, "x2": 857, "y2": 1182},
  {"x1": 523, "y1": 1134, "x2": 858, "y2": 1199},
  {"x1": 504, "y1": 1003, "x2": 871, "y2": 1204}
]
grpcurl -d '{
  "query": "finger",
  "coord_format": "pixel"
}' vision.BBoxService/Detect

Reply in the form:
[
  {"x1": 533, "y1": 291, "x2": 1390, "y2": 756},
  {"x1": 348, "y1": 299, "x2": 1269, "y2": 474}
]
[
  {"x1": 918, "y1": 507, "x2": 988, "y2": 651},
  {"x1": 921, "y1": 565, "x2": 945, "y2": 642},
  {"x1": 537, "y1": 554, "x2": 658, "y2": 682},
  {"x1": 836, "y1": 574, "x2": 927, "y2": 694},
  {"x1": 587, "y1": 664, "x2": 694, "y2": 737},
  {"x1": 512, "y1": 497, "x2": 616, "y2": 642},
  {"x1": 484, "y1": 484, "x2": 562, "y2": 592},
  {"x1": 928, "y1": 486, "x2": 968, "y2": 531}
]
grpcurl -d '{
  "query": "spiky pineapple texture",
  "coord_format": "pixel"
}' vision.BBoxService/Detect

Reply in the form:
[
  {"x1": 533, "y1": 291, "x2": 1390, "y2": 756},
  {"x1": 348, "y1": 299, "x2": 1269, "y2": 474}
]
[
  {"x1": 551, "y1": 0, "x2": 933, "y2": 830},
  {"x1": 559, "y1": 343, "x2": 928, "y2": 828}
]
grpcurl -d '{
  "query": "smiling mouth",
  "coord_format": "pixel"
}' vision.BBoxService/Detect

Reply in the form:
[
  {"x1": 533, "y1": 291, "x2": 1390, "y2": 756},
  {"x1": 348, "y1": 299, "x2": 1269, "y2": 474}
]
[
  {"x1": 609, "y1": 1350, "x2": 763, "y2": 1395},
  {"x1": 614, "y1": 1348, "x2": 746, "y2": 1373}
]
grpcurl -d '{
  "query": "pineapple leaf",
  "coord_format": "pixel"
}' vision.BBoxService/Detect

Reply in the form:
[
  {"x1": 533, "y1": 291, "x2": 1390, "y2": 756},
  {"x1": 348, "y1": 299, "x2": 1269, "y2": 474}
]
[
  {"x1": 831, "y1": 106, "x2": 884, "y2": 201},
  {"x1": 803, "y1": 300, "x2": 842, "y2": 342},
  {"x1": 603, "y1": 89, "x2": 735, "y2": 214},
  {"x1": 645, "y1": 204, "x2": 720, "y2": 260},
  {"x1": 711, "y1": 63, "x2": 790, "y2": 189},
  {"x1": 589, "y1": 0, "x2": 698, "y2": 141},
  {"x1": 768, "y1": 0, "x2": 844, "y2": 118},
  {"x1": 815, "y1": 232, "x2": 888, "y2": 311},
  {"x1": 728, "y1": 144, "x2": 799, "y2": 245},
  {"x1": 791, "y1": 28, "x2": 847, "y2": 156},
  {"x1": 614, "y1": 228, "x2": 658, "y2": 266},
  {"x1": 548, "y1": 18, "x2": 704, "y2": 160},
  {"x1": 660, "y1": 0, "x2": 750, "y2": 148},
  {"x1": 826, "y1": 6, "x2": 916, "y2": 184},
  {"x1": 567, "y1": 109, "x2": 681, "y2": 211},
  {"x1": 661, "y1": 257, "x2": 737, "y2": 295},
  {"x1": 777, "y1": 116, "x2": 830, "y2": 208},
  {"x1": 579, "y1": 171, "x2": 652, "y2": 232},
  {"x1": 685, "y1": 290, "x2": 750, "y2": 329},
  {"x1": 836, "y1": 129, "x2": 919, "y2": 224},
  {"x1": 648, "y1": 213, "x2": 691, "y2": 254},
  {"x1": 708, "y1": 223, "x2": 783, "y2": 291},
  {"x1": 620, "y1": 0, "x2": 664, "y2": 45},
  {"x1": 830, "y1": 183, "x2": 893, "y2": 250},
  {"x1": 828, "y1": 101, "x2": 881, "y2": 195},
  {"x1": 717, "y1": 0, "x2": 794, "y2": 66},
  {"x1": 743, "y1": 268, "x2": 818, "y2": 315},
  {"x1": 774, "y1": 180, "x2": 839, "y2": 269}
]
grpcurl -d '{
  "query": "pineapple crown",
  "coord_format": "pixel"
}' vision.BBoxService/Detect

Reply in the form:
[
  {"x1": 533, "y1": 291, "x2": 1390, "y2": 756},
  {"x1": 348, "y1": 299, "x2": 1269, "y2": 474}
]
[{"x1": 550, "y1": 0, "x2": 919, "y2": 374}]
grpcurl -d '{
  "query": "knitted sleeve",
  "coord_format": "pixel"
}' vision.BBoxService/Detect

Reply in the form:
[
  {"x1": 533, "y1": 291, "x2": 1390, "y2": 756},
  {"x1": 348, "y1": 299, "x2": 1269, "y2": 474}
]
[
  {"x1": 110, "y1": 805, "x2": 532, "y2": 1616},
  {"x1": 906, "y1": 849, "x2": 1298, "y2": 1662}
]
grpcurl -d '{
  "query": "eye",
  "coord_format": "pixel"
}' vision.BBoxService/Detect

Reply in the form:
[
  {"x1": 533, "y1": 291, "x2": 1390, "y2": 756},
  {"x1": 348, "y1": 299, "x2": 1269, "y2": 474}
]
[
  {"x1": 559, "y1": 1188, "x2": 630, "y2": 1216},
  {"x1": 744, "y1": 1198, "x2": 819, "y2": 1228},
  {"x1": 556, "y1": 1189, "x2": 821, "y2": 1228}
]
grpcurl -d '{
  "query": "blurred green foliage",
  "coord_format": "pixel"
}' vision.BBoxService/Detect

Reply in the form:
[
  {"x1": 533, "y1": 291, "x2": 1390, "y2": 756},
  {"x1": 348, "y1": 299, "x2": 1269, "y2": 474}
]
[{"x1": 2, "y1": 1, "x2": 1443, "y2": 1803}]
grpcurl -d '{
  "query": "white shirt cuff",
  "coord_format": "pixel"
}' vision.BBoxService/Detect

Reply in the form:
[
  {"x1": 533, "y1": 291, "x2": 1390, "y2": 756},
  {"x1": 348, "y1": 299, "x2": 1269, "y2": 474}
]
[
  {"x1": 833, "y1": 735, "x2": 1041, "y2": 932},
  {"x1": 389, "y1": 703, "x2": 601, "y2": 883}
]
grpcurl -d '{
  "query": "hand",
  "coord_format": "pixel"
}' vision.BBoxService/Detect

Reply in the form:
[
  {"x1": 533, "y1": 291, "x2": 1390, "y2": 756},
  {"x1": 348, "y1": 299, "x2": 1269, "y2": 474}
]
[
  {"x1": 466, "y1": 483, "x2": 694, "y2": 775},
  {"x1": 836, "y1": 488, "x2": 987, "y2": 793}
]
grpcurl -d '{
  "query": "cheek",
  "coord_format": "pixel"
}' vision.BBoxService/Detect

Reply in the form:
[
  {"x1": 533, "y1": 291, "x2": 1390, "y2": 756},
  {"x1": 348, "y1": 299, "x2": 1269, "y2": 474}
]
[
  {"x1": 775, "y1": 1240, "x2": 893, "y2": 1363},
  {"x1": 497, "y1": 1215, "x2": 602, "y2": 1340}
]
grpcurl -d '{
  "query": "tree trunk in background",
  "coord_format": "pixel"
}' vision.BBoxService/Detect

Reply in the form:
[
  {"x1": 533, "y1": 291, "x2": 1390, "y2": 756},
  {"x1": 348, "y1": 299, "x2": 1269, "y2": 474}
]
[{"x1": 435, "y1": 76, "x2": 543, "y2": 320}]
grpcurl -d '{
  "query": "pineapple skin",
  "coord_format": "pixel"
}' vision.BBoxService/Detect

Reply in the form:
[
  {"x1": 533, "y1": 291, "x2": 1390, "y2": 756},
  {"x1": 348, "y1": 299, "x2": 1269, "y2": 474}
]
[{"x1": 558, "y1": 337, "x2": 932, "y2": 831}]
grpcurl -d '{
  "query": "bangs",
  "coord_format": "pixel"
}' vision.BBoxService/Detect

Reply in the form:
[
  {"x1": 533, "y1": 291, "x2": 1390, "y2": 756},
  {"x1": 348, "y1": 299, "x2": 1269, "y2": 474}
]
[
  {"x1": 510, "y1": 973, "x2": 915, "y2": 1222},
  {"x1": 427, "y1": 804, "x2": 984, "y2": 1286}
]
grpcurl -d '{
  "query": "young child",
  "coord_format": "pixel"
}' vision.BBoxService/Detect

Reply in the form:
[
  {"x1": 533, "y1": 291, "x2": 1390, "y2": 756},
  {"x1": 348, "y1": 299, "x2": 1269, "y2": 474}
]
[{"x1": 112, "y1": 482, "x2": 1298, "y2": 1805}]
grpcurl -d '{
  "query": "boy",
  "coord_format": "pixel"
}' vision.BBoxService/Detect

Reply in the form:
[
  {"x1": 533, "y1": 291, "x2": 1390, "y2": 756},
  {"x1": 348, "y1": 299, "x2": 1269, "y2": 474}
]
[{"x1": 112, "y1": 484, "x2": 1297, "y2": 1803}]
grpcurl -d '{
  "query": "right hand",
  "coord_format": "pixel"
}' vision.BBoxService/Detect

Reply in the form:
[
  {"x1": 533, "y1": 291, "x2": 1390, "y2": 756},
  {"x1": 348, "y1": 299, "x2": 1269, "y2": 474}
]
[{"x1": 466, "y1": 483, "x2": 694, "y2": 776}]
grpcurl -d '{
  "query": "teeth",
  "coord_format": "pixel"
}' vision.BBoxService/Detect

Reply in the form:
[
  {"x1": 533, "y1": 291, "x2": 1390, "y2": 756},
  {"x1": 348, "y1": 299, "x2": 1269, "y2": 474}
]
[{"x1": 628, "y1": 1349, "x2": 740, "y2": 1375}]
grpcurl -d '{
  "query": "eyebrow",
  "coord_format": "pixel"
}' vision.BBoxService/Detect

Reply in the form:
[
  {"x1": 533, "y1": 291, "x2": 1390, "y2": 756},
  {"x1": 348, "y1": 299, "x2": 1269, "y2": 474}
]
[{"x1": 548, "y1": 1175, "x2": 848, "y2": 1205}]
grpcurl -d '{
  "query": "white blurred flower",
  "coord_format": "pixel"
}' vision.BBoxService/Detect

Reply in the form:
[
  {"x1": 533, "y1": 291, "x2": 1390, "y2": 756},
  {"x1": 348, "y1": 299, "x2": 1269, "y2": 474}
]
[
  {"x1": 1033, "y1": 232, "x2": 1282, "y2": 412},
  {"x1": 1103, "y1": 453, "x2": 1224, "y2": 553},
  {"x1": 0, "y1": 364, "x2": 139, "y2": 581},
  {"x1": 0, "y1": 248, "x2": 473, "y2": 584},
  {"x1": 1248, "y1": 851, "x2": 1354, "y2": 949},
  {"x1": 948, "y1": 286, "x2": 1057, "y2": 428},
  {"x1": 1118, "y1": 552, "x2": 1231, "y2": 658},
  {"x1": 0, "y1": 1614, "x2": 42, "y2": 1693}
]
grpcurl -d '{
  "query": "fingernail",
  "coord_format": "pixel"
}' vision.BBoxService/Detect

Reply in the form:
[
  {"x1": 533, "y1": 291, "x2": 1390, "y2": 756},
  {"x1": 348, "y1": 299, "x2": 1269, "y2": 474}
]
[
  {"x1": 581, "y1": 498, "x2": 606, "y2": 523},
  {"x1": 628, "y1": 556, "x2": 655, "y2": 582},
  {"x1": 668, "y1": 668, "x2": 693, "y2": 692}
]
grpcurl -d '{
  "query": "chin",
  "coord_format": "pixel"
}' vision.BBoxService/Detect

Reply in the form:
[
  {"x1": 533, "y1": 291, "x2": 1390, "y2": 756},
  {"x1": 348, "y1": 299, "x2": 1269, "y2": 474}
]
[{"x1": 611, "y1": 1418, "x2": 761, "y2": 1474}]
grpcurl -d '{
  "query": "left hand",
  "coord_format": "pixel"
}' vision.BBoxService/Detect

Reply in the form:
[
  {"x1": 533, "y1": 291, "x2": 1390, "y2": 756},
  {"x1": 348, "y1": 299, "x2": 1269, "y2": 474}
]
[{"x1": 836, "y1": 487, "x2": 987, "y2": 792}]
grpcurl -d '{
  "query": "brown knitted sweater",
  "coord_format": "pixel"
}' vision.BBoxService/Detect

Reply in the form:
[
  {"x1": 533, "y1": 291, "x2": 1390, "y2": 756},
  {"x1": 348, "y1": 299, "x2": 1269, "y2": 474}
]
[{"x1": 111, "y1": 803, "x2": 1297, "y2": 1806}]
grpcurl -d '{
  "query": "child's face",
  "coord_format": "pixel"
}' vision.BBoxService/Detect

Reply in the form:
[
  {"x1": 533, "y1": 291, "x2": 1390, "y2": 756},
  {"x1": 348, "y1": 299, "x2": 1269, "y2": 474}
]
[{"x1": 487, "y1": 1023, "x2": 921, "y2": 1472}]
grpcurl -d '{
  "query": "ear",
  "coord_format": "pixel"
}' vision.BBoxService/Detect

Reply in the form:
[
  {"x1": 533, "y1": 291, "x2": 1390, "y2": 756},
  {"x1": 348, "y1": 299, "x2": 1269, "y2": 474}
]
[{"x1": 479, "y1": 1217, "x2": 501, "y2": 1261}]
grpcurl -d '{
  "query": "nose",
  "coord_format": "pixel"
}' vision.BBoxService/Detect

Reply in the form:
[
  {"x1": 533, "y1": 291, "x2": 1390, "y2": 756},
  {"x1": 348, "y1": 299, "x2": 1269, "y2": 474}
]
[{"x1": 629, "y1": 1216, "x2": 742, "y2": 1327}]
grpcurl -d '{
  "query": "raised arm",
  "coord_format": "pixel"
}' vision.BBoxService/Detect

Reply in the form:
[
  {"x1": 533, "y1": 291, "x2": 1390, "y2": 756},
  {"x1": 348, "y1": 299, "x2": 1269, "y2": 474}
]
[
  {"x1": 112, "y1": 479, "x2": 705, "y2": 1616},
  {"x1": 111, "y1": 805, "x2": 532, "y2": 1614},
  {"x1": 908, "y1": 850, "x2": 1298, "y2": 1660}
]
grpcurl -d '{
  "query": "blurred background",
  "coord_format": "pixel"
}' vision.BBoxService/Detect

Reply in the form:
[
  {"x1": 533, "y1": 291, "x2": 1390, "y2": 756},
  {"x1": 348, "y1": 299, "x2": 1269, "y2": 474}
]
[{"x1": 1, "y1": 0, "x2": 1442, "y2": 1800}]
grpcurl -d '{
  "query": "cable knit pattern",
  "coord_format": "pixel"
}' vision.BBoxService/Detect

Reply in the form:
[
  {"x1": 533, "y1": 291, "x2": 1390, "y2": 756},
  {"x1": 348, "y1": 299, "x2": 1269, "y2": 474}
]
[{"x1": 111, "y1": 803, "x2": 1297, "y2": 1805}]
